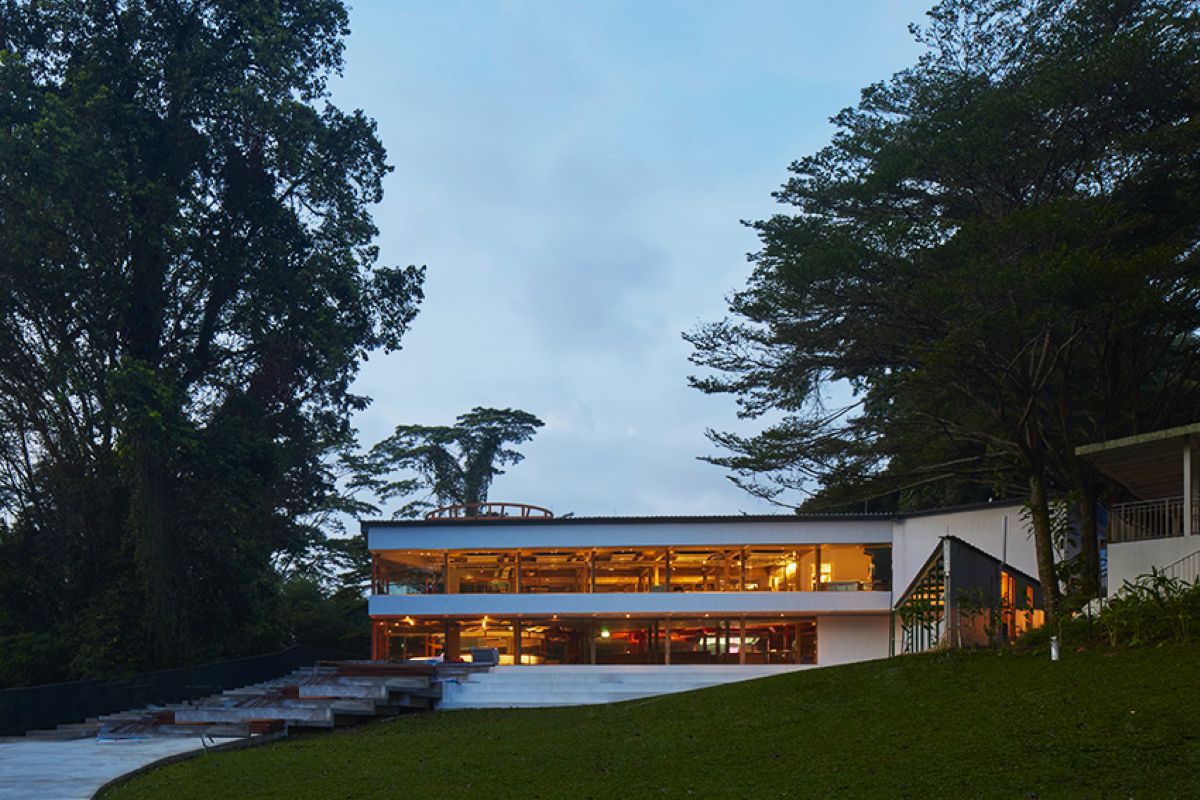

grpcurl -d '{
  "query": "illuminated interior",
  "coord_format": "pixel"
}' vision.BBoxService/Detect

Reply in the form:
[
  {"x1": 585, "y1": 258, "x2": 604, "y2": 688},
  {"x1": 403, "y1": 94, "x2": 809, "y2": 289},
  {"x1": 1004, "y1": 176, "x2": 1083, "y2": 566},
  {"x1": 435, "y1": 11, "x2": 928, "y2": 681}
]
[
  {"x1": 373, "y1": 616, "x2": 819, "y2": 665},
  {"x1": 373, "y1": 545, "x2": 891, "y2": 595}
]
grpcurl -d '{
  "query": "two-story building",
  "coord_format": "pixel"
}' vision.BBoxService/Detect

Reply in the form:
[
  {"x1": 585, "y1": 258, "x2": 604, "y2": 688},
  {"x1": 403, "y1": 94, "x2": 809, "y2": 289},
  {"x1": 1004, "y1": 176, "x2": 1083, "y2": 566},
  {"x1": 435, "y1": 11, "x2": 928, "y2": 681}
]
[{"x1": 365, "y1": 499, "x2": 1043, "y2": 667}]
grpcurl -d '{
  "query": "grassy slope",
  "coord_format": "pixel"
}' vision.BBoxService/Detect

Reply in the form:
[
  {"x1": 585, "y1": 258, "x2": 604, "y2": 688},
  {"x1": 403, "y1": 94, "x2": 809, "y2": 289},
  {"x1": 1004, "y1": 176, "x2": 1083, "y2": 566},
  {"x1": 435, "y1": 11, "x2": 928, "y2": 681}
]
[{"x1": 107, "y1": 646, "x2": 1200, "y2": 800}]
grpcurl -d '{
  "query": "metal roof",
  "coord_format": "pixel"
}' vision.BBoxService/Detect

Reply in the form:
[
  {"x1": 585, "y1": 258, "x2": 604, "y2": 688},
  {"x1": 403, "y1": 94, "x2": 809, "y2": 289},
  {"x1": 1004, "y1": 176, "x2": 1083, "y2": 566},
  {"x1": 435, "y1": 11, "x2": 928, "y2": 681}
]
[
  {"x1": 360, "y1": 499, "x2": 1026, "y2": 530},
  {"x1": 1075, "y1": 423, "x2": 1200, "y2": 499}
]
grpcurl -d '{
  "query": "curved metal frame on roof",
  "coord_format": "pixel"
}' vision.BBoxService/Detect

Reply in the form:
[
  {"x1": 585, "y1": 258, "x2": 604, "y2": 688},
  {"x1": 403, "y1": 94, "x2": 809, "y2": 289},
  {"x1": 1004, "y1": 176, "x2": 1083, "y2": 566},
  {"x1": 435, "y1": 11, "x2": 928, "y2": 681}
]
[{"x1": 424, "y1": 501, "x2": 554, "y2": 521}]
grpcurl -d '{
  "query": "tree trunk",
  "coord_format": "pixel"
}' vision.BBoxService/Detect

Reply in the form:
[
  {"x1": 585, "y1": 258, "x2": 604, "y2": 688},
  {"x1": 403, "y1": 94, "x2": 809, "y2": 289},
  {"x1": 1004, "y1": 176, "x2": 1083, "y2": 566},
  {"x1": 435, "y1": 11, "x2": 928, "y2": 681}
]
[
  {"x1": 1074, "y1": 471, "x2": 1101, "y2": 601},
  {"x1": 1028, "y1": 470, "x2": 1063, "y2": 625}
]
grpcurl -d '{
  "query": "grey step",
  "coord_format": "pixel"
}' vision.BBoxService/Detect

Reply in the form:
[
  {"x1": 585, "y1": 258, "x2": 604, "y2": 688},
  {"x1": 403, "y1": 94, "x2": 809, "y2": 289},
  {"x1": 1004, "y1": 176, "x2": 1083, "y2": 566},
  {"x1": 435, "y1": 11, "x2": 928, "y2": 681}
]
[
  {"x1": 156, "y1": 723, "x2": 252, "y2": 738},
  {"x1": 25, "y1": 728, "x2": 96, "y2": 740},
  {"x1": 174, "y1": 705, "x2": 335, "y2": 727}
]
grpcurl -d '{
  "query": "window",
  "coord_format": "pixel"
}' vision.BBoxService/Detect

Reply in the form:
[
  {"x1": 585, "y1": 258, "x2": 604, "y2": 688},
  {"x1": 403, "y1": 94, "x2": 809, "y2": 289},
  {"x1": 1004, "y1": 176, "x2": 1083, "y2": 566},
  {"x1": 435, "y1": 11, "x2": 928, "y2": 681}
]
[
  {"x1": 593, "y1": 548, "x2": 668, "y2": 593},
  {"x1": 669, "y1": 548, "x2": 742, "y2": 591},
  {"x1": 519, "y1": 550, "x2": 591, "y2": 593},
  {"x1": 376, "y1": 551, "x2": 444, "y2": 595},
  {"x1": 446, "y1": 552, "x2": 517, "y2": 593},
  {"x1": 742, "y1": 547, "x2": 816, "y2": 591}
]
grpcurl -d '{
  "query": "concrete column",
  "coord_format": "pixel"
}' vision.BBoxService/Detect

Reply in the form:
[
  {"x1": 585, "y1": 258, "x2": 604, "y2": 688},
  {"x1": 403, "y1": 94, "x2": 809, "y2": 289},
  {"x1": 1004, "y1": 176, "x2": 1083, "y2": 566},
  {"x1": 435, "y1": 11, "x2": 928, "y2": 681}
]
[
  {"x1": 664, "y1": 620, "x2": 671, "y2": 665},
  {"x1": 1186, "y1": 444, "x2": 1194, "y2": 536}
]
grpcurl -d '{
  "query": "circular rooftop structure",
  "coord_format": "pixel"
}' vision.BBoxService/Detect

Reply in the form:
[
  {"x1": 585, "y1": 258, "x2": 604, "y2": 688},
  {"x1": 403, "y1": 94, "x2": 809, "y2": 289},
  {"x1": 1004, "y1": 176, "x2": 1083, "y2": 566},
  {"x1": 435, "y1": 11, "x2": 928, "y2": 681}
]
[{"x1": 424, "y1": 501, "x2": 554, "y2": 521}]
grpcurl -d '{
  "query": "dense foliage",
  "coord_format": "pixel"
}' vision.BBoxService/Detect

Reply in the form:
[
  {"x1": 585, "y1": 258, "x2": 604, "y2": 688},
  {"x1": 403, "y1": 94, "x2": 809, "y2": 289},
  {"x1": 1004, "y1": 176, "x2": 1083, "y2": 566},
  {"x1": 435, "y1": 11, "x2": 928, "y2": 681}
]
[
  {"x1": 0, "y1": 0, "x2": 422, "y2": 685},
  {"x1": 688, "y1": 0, "x2": 1200, "y2": 618},
  {"x1": 1020, "y1": 569, "x2": 1200, "y2": 652}
]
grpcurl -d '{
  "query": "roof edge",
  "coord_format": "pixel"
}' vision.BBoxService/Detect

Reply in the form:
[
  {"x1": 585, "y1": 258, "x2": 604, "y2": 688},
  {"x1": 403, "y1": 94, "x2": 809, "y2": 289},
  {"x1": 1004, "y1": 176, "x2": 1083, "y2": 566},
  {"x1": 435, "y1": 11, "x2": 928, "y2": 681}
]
[
  {"x1": 1075, "y1": 422, "x2": 1200, "y2": 456},
  {"x1": 361, "y1": 499, "x2": 1027, "y2": 531}
]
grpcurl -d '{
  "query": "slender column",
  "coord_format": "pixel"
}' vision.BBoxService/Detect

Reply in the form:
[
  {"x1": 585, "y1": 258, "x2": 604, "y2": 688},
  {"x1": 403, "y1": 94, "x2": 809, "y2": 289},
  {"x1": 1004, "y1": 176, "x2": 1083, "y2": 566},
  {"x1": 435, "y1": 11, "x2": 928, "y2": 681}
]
[
  {"x1": 589, "y1": 623, "x2": 597, "y2": 664},
  {"x1": 739, "y1": 617, "x2": 746, "y2": 665},
  {"x1": 664, "y1": 619, "x2": 671, "y2": 665},
  {"x1": 514, "y1": 621, "x2": 522, "y2": 666},
  {"x1": 1185, "y1": 444, "x2": 1195, "y2": 536}
]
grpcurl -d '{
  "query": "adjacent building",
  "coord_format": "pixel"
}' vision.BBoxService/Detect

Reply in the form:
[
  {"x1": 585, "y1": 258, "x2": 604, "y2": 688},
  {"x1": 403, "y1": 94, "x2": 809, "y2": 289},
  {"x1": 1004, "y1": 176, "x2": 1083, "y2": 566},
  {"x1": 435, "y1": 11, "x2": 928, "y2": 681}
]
[{"x1": 1078, "y1": 422, "x2": 1200, "y2": 593}]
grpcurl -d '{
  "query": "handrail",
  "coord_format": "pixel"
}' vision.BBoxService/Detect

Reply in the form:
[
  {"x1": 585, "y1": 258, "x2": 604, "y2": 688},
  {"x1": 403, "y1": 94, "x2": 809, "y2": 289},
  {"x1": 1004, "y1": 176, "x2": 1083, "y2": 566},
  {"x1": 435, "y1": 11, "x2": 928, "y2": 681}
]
[
  {"x1": 1109, "y1": 497, "x2": 1199, "y2": 543},
  {"x1": 425, "y1": 502, "x2": 554, "y2": 520},
  {"x1": 1162, "y1": 549, "x2": 1200, "y2": 586}
]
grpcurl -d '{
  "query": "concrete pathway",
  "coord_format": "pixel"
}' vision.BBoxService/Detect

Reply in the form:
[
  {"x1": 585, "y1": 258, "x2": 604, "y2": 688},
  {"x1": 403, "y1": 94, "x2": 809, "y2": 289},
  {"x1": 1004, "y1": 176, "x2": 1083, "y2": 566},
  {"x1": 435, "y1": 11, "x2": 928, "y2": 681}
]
[{"x1": 0, "y1": 736, "x2": 240, "y2": 800}]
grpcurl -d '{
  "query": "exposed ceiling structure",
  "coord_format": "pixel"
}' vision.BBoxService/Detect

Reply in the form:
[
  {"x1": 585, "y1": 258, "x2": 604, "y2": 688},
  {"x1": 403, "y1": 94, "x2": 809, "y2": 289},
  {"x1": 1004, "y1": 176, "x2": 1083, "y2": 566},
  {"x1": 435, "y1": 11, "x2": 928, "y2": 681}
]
[{"x1": 1076, "y1": 423, "x2": 1200, "y2": 499}]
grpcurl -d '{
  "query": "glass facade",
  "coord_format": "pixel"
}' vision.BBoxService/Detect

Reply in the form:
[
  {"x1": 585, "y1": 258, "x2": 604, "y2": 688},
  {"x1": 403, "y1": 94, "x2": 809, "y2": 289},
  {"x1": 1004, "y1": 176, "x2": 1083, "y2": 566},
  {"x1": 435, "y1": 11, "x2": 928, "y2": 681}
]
[
  {"x1": 374, "y1": 616, "x2": 818, "y2": 665},
  {"x1": 373, "y1": 544, "x2": 891, "y2": 595}
]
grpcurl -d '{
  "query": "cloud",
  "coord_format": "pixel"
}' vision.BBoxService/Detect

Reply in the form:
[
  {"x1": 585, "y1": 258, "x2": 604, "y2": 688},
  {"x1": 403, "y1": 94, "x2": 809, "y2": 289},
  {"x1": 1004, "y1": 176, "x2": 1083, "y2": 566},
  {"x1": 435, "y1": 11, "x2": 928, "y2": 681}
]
[{"x1": 335, "y1": 0, "x2": 930, "y2": 516}]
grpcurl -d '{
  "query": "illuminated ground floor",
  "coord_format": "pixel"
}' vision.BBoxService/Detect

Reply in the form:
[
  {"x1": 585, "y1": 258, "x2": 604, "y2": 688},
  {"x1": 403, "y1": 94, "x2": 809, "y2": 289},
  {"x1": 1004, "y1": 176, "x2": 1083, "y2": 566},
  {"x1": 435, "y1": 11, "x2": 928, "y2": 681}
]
[{"x1": 371, "y1": 616, "x2": 822, "y2": 665}]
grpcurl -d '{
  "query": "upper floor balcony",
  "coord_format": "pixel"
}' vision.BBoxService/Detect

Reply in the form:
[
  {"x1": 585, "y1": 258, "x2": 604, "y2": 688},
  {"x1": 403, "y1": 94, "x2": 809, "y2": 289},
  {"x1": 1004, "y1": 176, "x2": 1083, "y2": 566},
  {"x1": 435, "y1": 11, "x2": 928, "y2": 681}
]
[{"x1": 1109, "y1": 496, "x2": 1200, "y2": 544}]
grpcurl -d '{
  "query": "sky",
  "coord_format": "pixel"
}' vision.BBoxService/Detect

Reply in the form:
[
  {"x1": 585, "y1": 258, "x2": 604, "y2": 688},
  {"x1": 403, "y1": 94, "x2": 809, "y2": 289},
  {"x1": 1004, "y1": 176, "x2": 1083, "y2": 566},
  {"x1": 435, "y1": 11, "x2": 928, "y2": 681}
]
[{"x1": 331, "y1": 0, "x2": 933, "y2": 518}]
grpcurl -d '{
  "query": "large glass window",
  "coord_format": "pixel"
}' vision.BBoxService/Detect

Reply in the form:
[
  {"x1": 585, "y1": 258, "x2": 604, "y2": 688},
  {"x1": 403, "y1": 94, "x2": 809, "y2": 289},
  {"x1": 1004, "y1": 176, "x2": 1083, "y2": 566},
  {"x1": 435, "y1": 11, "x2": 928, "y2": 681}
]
[
  {"x1": 593, "y1": 619, "x2": 665, "y2": 664},
  {"x1": 742, "y1": 546, "x2": 816, "y2": 591},
  {"x1": 669, "y1": 548, "x2": 742, "y2": 592},
  {"x1": 822, "y1": 544, "x2": 892, "y2": 591},
  {"x1": 376, "y1": 544, "x2": 889, "y2": 594},
  {"x1": 519, "y1": 621, "x2": 589, "y2": 664},
  {"x1": 376, "y1": 551, "x2": 444, "y2": 595},
  {"x1": 742, "y1": 619, "x2": 817, "y2": 664},
  {"x1": 593, "y1": 548, "x2": 668, "y2": 593},
  {"x1": 446, "y1": 551, "x2": 517, "y2": 593},
  {"x1": 519, "y1": 550, "x2": 591, "y2": 593},
  {"x1": 376, "y1": 616, "x2": 819, "y2": 665},
  {"x1": 668, "y1": 619, "x2": 740, "y2": 664}
]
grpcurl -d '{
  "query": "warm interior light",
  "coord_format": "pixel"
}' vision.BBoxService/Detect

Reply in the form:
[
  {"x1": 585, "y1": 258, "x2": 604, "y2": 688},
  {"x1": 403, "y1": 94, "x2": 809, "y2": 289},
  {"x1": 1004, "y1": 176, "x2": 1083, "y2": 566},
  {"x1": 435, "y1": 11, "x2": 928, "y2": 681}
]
[
  {"x1": 600, "y1": 627, "x2": 611, "y2": 638},
  {"x1": 785, "y1": 561, "x2": 798, "y2": 576}
]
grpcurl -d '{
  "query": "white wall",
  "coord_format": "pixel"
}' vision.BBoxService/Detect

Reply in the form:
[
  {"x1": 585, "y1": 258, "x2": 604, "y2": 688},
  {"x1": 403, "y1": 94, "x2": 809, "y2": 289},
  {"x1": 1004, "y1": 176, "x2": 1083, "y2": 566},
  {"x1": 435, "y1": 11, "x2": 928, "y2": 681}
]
[
  {"x1": 892, "y1": 503, "x2": 1038, "y2": 596},
  {"x1": 368, "y1": 517, "x2": 893, "y2": 551},
  {"x1": 1108, "y1": 537, "x2": 1200, "y2": 596},
  {"x1": 817, "y1": 615, "x2": 891, "y2": 665},
  {"x1": 370, "y1": 590, "x2": 891, "y2": 618}
]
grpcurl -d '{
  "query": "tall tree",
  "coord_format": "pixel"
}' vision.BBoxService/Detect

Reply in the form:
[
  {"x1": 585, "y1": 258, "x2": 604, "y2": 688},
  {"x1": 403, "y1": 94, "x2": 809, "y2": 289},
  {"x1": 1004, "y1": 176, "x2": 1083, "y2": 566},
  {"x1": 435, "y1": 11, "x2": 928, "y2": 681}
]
[
  {"x1": 352, "y1": 408, "x2": 545, "y2": 518},
  {"x1": 0, "y1": 0, "x2": 423, "y2": 680},
  {"x1": 687, "y1": 0, "x2": 1200, "y2": 621}
]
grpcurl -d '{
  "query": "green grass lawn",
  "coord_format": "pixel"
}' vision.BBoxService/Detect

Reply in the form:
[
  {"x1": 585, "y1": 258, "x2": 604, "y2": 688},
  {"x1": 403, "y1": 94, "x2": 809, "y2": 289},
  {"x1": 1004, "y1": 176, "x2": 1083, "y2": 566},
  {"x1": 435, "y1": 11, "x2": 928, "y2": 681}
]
[{"x1": 104, "y1": 646, "x2": 1200, "y2": 799}]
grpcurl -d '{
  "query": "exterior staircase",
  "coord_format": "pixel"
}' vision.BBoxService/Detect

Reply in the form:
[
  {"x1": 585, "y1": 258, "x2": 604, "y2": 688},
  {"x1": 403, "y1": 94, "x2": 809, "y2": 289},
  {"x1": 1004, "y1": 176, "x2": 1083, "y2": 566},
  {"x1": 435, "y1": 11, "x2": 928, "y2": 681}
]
[
  {"x1": 18, "y1": 662, "x2": 441, "y2": 741},
  {"x1": 438, "y1": 664, "x2": 806, "y2": 709}
]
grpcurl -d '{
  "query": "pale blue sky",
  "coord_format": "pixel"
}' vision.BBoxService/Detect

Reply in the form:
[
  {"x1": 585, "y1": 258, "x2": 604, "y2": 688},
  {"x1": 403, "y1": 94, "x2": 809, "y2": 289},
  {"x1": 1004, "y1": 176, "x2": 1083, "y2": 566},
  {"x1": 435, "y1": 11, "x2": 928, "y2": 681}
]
[{"x1": 333, "y1": 1, "x2": 932, "y2": 517}]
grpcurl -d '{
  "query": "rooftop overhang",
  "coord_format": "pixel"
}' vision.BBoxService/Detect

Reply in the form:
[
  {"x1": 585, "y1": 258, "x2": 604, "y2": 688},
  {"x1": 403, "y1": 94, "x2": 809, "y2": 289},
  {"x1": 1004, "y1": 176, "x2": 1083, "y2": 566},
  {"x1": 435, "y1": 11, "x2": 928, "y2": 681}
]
[
  {"x1": 365, "y1": 516, "x2": 895, "y2": 552},
  {"x1": 1075, "y1": 423, "x2": 1200, "y2": 499}
]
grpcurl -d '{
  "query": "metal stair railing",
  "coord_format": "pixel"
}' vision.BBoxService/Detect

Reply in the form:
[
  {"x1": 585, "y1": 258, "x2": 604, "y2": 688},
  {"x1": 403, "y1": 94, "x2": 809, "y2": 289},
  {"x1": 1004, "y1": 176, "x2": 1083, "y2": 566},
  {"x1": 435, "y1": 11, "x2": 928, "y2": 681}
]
[{"x1": 1162, "y1": 549, "x2": 1200, "y2": 586}]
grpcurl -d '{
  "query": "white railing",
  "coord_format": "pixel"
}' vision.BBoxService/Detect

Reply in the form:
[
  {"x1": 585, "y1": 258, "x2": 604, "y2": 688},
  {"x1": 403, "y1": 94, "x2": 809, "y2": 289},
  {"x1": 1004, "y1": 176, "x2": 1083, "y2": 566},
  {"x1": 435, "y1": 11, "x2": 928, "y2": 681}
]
[
  {"x1": 1163, "y1": 549, "x2": 1200, "y2": 586},
  {"x1": 1110, "y1": 497, "x2": 1200, "y2": 543}
]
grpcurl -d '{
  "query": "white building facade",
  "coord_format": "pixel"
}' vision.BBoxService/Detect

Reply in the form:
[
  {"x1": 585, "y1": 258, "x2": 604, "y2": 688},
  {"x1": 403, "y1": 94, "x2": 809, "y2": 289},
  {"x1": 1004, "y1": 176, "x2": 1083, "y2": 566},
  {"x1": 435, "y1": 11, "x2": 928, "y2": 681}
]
[{"x1": 365, "y1": 501, "x2": 1039, "y2": 668}]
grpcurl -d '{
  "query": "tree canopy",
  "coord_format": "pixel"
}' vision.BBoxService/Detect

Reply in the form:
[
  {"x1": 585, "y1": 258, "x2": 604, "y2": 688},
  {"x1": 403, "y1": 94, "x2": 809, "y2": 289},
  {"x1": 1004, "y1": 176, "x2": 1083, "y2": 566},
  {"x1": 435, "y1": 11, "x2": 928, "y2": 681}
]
[
  {"x1": 352, "y1": 408, "x2": 545, "y2": 518},
  {"x1": 687, "y1": 0, "x2": 1200, "y2": 618},
  {"x1": 0, "y1": 0, "x2": 423, "y2": 683}
]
